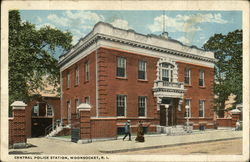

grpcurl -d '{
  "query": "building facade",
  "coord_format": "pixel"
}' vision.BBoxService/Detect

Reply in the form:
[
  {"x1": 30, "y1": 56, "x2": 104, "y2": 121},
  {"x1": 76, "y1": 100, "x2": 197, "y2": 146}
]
[
  {"x1": 24, "y1": 96, "x2": 61, "y2": 137},
  {"x1": 59, "y1": 22, "x2": 216, "y2": 139}
]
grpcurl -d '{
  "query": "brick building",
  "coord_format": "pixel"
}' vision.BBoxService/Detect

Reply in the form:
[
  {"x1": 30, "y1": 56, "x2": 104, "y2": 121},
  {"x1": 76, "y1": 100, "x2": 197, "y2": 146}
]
[
  {"x1": 58, "y1": 22, "x2": 216, "y2": 139},
  {"x1": 25, "y1": 96, "x2": 61, "y2": 137}
]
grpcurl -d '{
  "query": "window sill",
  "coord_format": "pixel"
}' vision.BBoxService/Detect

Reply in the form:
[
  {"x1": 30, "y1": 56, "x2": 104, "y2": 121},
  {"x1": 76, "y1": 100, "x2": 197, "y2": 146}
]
[
  {"x1": 116, "y1": 77, "x2": 128, "y2": 80},
  {"x1": 117, "y1": 116, "x2": 126, "y2": 118},
  {"x1": 138, "y1": 116, "x2": 147, "y2": 118},
  {"x1": 184, "y1": 84, "x2": 192, "y2": 87},
  {"x1": 84, "y1": 80, "x2": 89, "y2": 84},
  {"x1": 138, "y1": 79, "x2": 148, "y2": 82},
  {"x1": 199, "y1": 86, "x2": 206, "y2": 89},
  {"x1": 74, "y1": 84, "x2": 79, "y2": 87}
]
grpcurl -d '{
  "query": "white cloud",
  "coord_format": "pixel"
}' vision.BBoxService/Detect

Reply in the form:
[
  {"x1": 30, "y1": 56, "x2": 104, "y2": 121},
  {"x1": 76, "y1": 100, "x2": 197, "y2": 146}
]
[
  {"x1": 36, "y1": 23, "x2": 56, "y2": 29},
  {"x1": 176, "y1": 13, "x2": 227, "y2": 24},
  {"x1": 148, "y1": 15, "x2": 201, "y2": 33},
  {"x1": 36, "y1": 16, "x2": 42, "y2": 23},
  {"x1": 47, "y1": 14, "x2": 69, "y2": 27},
  {"x1": 65, "y1": 11, "x2": 104, "y2": 24},
  {"x1": 200, "y1": 36, "x2": 206, "y2": 40},
  {"x1": 111, "y1": 19, "x2": 132, "y2": 30},
  {"x1": 44, "y1": 11, "x2": 106, "y2": 45},
  {"x1": 47, "y1": 11, "x2": 104, "y2": 29},
  {"x1": 71, "y1": 29, "x2": 85, "y2": 44},
  {"x1": 47, "y1": 11, "x2": 105, "y2": 29},
  {"x1": 148, "y1": 13, "x2": 227, "y2": 33},
  {"x1": 176, "y1": 36, "x2": 191, "y2": 45}
]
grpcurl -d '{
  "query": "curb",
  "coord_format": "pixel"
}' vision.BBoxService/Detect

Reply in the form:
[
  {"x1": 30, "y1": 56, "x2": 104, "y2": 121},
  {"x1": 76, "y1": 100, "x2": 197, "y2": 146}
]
[
  {"x1": 47, "y1": 137, "x2": 71, "y2": 142},
  {"x1": 99, "y1": 137, "x2": 242, "y2": 153}
]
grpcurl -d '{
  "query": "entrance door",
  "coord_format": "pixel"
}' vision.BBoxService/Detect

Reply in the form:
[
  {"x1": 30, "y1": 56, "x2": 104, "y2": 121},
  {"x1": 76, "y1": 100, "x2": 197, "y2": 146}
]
[
  {"x1": 32, "y1": 117, "x2": 52, "y2": 137},
  {"x1": 160, "y1": 98, "x2": 177, "y2": 126},
  {"x1": 168, "y1": 105, "x2": 176, "y2": 126},
  {"x1": 160, "y1": 105, "x2": 166, "y2": 126}
]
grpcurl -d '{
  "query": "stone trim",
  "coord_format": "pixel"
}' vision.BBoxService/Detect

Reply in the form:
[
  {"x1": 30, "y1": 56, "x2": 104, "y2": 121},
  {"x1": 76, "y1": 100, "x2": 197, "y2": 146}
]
[
  {"x1": 59, "y1": 33, "x2": 216, "y2": 68},
  {"x1": 78, "y1": 108, "x2": 91, "y2": 112}
]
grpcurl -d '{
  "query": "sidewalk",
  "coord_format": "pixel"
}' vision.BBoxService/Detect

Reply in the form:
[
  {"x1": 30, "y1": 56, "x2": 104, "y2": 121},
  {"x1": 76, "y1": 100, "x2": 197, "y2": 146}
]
[
  {"x1": 9, "y1": 130, "x2": 242, "y2": 155},
  {"x1": 98, "y1": 130, "x2": 242, "y2": 153}
]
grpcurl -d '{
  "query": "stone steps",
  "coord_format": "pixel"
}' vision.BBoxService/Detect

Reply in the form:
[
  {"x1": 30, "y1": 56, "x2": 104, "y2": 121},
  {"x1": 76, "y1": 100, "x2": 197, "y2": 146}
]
[
  {"x1": 157, "y1": 125, "x2": 190, "y2": 136},
  {"x1": 46, "y1": 125, "x2": 69, "y2": 137}
]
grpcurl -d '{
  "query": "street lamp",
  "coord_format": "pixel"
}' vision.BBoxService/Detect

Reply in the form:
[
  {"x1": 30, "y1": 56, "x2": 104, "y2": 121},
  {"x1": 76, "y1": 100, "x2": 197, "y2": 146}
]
[
  {"x1": 185, "y1": 105, "x2": 190, "y2": 132},
  {"x1": 165, "y1": 104, "x2": 169, "y2": 127}
]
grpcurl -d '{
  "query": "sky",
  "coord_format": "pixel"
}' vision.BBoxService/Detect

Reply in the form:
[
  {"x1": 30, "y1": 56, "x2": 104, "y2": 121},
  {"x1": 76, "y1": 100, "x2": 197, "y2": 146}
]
[{"x1": 20, "y1": 10, "x2": 242, "y2": 58}]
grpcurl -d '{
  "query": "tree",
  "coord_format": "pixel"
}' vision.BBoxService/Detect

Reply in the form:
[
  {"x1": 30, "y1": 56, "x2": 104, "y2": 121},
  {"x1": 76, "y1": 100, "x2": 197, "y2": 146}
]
[
  {"x1": 9, "y1": 10, "x2": 72, "y2": 115},
  {"x1": 203, "y1": 29, "x2": 242, "y2": 117}
]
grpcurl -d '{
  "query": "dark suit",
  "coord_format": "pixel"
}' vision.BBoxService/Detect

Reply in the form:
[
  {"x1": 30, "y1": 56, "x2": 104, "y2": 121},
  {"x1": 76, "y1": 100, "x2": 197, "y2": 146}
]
[{"x1": 123, "y1": 122, "x2": 131, "y2": 140}]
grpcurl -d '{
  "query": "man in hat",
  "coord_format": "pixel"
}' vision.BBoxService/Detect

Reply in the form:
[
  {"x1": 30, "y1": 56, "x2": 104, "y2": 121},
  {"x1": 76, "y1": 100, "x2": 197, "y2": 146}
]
[{"x1": 123, "y1": 120, "x2": 131, "y2": 141}]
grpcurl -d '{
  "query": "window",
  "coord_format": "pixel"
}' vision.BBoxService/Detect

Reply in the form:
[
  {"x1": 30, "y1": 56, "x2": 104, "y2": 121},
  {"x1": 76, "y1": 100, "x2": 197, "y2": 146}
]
[
  {"x1": 46, "y1": 104, "x2": 53, "y2": 116},
  {"x1": 161, "y1": 63, "x2": 173, "y2": 82},
  {"x1": 117, "y1": 95, "x2": 127, "y2": 116},
  {"x1": 75, "y1": 98, "x2": 80, "y2": 109},
  {"x1": 184, "y1": 68, "x2": 191, "y2": 85},
  {"x1": 33, "y1": 105, "x2": 39, "y2": 116},
  {"x1": 67, "y1": 101, "x2": 71, "y2": 123},
  {"x1": 199, "y1": 100, "x2": 205, "y2": 117},
  {"x1": 85, "y1": 96, "x2": 90, "y2": 104},
  {"x1": 85, "y1": 62, "x2": 90, "y2": 81},
  {"x1": 117, "y1": 57, "x2": 126, "y2": 77},
  {"x1": 67, "y1": 72, "x2": 70, "y2": 88},
  {"x1": 199, "y1": 70, "x2": 205, "y2": 87},
  {"x1": 75, "y1": 66, "x2": 80, "y2": 85},
  {"x1": 138, "y1": 96, "x2": 147, "y2": 116},
  {"x1": 138, "y1": 61, "x2": 147, "y2": 80},
  {"x1": 185, "y1": 99, "x2": 191, "y2": 117}
]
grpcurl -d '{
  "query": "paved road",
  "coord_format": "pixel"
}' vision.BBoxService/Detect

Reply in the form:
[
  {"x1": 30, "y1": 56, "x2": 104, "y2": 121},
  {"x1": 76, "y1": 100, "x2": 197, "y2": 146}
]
[{"x1": 117, "y1": 139, "x2": 242, "y2": 155}]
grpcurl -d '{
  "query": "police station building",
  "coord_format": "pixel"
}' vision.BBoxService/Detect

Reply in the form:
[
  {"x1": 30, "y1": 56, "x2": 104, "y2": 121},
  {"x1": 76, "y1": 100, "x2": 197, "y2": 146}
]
[{"x1": 58, "y1": 22, "x2": 216, "y2": 139}]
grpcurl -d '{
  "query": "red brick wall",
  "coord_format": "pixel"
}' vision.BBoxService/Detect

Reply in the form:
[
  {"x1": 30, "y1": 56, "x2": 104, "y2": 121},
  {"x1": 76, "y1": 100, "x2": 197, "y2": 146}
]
[
  {"x1": 231, "y1": 113, "x2": 241, "y2": 127},
  {"x1": 12, "y1": 109, "x2": 26, "y2": 144},
  {"x1": 91, "y1": 119, "x2": 117, "y2": 138},
  {"x1": 177, "y1": 62, "x2": 214, "y2": 124},
  {"x1": 79, "y1": 110, "x2": 91, "y2": 139},
  {"x1": 62, "y1": 51, "x2": 96, "y2": 124},
  {"x1": 97, "y1": 47, "x2": 159, "y2": 120},
  {"x1": 216, "y1": 118, "x2": 232, "y2": 127},
  {"x1": 9, "y1": 118, "x2": 14, "y2": 145},
  {"x1": 55, "y1": 128, "x2": 71, "y2": 136},
  {"x1": 61, "y1": 47, "x2": 215, "y2": 138}
]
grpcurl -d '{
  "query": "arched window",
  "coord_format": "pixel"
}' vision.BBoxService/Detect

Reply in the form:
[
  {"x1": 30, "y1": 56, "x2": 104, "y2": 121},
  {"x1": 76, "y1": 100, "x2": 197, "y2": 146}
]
[
  {"x1": 32, "y1": 102, "x2": 54, "y2": 117},
  {"x1": 160, "y1": 63, "x2": 174, "y2": 82},
  {"x1": 46, "y1": 104, "x2": 54, "y2": 116}
]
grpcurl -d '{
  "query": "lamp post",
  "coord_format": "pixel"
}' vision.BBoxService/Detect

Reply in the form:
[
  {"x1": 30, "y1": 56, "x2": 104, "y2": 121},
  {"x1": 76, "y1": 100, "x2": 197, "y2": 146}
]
[
  {"x1": 165, "y1": 104, "x2": 169, "y2": 127},
  {"x1": 185, "y1": 105, "x2": 190, "y2": 132}
]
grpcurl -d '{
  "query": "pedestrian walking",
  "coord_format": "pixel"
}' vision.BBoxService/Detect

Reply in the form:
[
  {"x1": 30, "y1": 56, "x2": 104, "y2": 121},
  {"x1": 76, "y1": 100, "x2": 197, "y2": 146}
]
[
  {"x1": 235, "y1": 120, "x2": 240, "y2": 131},
  {"x1": 135, "y1": 121, "x2": 145, "y2": 142},
  {"x1": 123, "y1": 120, "x2": 131, "y2": 141}
]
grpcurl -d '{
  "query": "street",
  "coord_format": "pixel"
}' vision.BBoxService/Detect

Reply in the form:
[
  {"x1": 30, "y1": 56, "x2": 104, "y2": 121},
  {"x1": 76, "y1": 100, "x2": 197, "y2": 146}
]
[
  {"x1": 117, "y1": 139, "x2": 242, "y2": 155},
  {"x1": 9, "y1": 133, "x2": 242, "y2": 155}
]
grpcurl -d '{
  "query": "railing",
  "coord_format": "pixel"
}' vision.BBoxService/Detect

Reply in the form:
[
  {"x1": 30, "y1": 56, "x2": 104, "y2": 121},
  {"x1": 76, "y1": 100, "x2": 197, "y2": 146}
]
[
  {"x1": 44, "y1": 120, "x2": 61, "y2": 136},
  {"x1": 154, "y1": 80, "x2": 184, "y2": 89}
]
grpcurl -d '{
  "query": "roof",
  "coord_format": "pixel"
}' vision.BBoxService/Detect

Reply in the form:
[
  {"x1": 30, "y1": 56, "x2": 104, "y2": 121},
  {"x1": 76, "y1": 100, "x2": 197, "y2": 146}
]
[{"x1": 59, "y1": 21, "x2": 216, "y2": 68}]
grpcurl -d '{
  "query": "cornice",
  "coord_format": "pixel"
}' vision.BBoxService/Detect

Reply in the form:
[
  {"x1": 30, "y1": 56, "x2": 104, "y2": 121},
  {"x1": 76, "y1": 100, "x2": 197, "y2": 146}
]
[
  {"x1": 97, "y1": 34, "x2": 216, "y2": 63},
  {"x1": 59, "y1": 33, "x2": 216, "y2": 68}
]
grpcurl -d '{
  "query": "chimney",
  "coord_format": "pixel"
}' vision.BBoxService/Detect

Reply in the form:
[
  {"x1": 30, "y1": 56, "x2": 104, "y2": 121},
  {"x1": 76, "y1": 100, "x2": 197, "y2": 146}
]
[{"x1": 161, "y1": 32, "x2": 169, "y2": 39}]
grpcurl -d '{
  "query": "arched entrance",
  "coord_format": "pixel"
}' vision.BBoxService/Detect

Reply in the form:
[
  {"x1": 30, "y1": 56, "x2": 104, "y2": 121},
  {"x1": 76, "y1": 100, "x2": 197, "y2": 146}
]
[
  {"x1": 31, "y1": 102, "x2": 54, "y2": 137},
  {"x1": 153, "y1": 58, "x2": 186, "y2": 127},
  {"x1": 159, "y1": 98, "x2": 178, "y2": 126}
]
